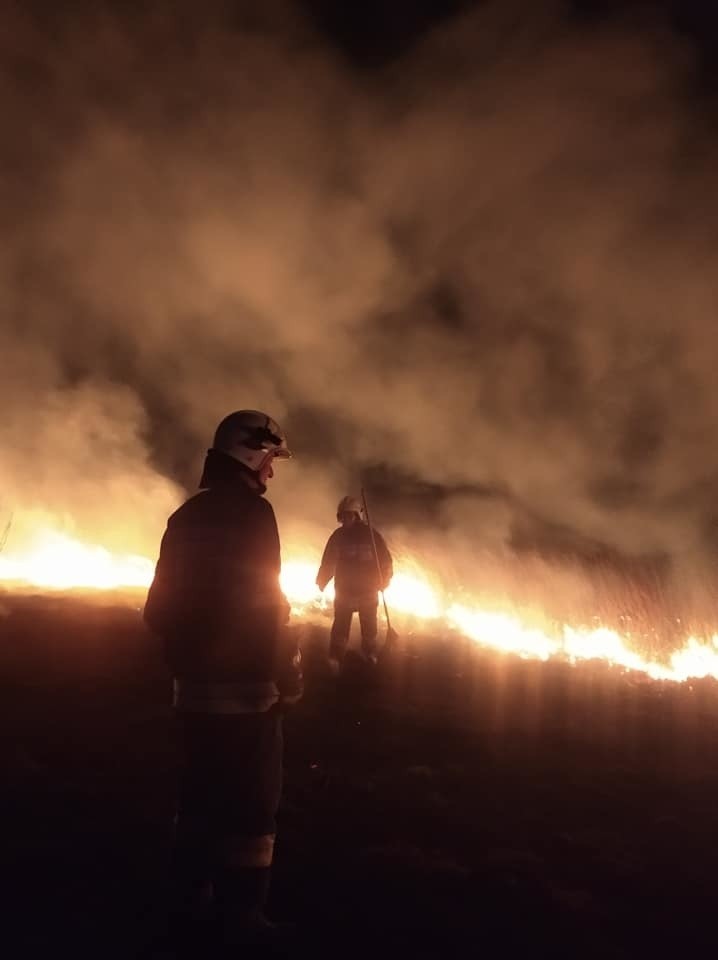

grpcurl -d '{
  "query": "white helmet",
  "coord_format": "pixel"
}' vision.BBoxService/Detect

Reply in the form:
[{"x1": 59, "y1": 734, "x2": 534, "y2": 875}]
[
  {"x1": 213, "y1": 410, "x2": 291, "y2": 473},
  {"x1": 336, "y1": 495, "x2": 363, "y2": 521}
]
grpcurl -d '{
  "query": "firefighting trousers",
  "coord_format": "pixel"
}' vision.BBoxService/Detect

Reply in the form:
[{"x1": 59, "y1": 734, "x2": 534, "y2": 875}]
[
  {"x1": 329, "y1": 595, "x2": 378, "y2": 659},
  {"x1": 172, "y1": 708, "x2": 283, "y2": 917}
]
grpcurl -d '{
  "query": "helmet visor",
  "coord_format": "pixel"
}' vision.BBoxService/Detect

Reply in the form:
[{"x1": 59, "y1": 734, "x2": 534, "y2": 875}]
[{"x1": 246, "y1": 420, "x2": 292, "y2": 459}]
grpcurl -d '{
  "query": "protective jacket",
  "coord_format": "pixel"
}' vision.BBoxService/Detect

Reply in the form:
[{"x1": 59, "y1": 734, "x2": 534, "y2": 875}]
[
  {"x1": 144, "y1": 449, "x2": 302, "y2": 712},
  {"x1": 316, "y1": 521, "x2": 393, "y2": 600}
]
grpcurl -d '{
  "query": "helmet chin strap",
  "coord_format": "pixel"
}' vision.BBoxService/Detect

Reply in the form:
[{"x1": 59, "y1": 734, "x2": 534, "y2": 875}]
[
  {"x1": 248, "y1": 450, "x2": 276, "y2": 494},
  {"x1": 237, "y1": 465, "x2": 266, "y2": 494},
  {"x1": 225, "y1": 450, "x2": 270, "y2": 492}
]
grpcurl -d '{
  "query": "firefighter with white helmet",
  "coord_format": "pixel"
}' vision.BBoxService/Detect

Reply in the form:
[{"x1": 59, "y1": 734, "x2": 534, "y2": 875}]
[
  {"x1": 316, "y1": 494, "x2": 393, "y2": 669},
  {"x1": 144, "y1": 409, "x2": 302, "y2": 950}
]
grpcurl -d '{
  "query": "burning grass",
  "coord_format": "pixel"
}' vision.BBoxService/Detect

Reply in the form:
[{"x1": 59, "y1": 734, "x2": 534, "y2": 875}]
[{"x1": 3, "y1": 526, "x2": 718, "y2": 685}]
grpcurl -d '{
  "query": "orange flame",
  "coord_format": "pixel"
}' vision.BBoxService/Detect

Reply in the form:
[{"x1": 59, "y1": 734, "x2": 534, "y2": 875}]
[
  {"x1": 0, "y1": 529, "x2": 154, "y2": 591},
  {"x1": 2, "y1": 527, "x2": 718, "y2": 684}
]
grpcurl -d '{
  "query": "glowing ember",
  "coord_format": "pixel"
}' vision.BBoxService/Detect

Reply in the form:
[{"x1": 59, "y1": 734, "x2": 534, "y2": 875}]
[{"x1": 4, "y1": 526, "x2": 718, "y2": 685}]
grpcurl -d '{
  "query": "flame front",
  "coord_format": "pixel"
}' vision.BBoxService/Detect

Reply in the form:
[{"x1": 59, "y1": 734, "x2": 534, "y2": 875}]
[
  {"x1": 3, "y1": 527, "x2": 718, "y2": 685},
  {"x1": 0, "y1": 529, "x2": 154, "y2": 590}
]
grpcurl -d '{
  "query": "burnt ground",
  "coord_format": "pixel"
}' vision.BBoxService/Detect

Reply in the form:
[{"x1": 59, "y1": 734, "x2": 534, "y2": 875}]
[{"x1": 2, "y1": 591, "x2": 718, "y2": 958}]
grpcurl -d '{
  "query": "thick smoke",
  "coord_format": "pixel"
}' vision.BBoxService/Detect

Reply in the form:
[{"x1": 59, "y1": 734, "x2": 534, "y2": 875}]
[{"x1": 2, "y1": 0, "x2": 718, "y2": 612}]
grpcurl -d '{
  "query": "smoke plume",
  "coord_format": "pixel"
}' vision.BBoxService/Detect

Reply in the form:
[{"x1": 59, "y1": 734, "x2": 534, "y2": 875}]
[{"x1": 2, "y1": 0, "x2": 718, "y2": 614}]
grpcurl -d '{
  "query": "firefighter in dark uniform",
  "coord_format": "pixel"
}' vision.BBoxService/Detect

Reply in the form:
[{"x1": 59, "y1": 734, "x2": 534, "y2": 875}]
[
  {"x1": 316, "y1": 495, "x2": 393, "y2": 669},
  {"x1": 143, "y1": 409, "x2": 302, "y2": 949}
]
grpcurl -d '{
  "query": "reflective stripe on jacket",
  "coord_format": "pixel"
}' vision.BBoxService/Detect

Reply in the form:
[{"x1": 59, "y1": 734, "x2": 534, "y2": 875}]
[{"x1": 316, "y1": 522, "x2": 393, "y2": 596}]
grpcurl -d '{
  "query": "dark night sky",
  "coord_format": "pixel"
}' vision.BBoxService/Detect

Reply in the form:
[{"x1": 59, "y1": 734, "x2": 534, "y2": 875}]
[
  {"x1": 305, "y1": 1, "x2": 718, "y2": 74},
  {"x1": 3, "y1": 0, "x2": 718, "y2": 613}
]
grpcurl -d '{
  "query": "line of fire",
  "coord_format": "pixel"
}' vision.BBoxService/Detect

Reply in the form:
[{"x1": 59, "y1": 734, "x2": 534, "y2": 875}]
[{"x1": 2, "y1": 506, "x2": 718, "y2": 685}]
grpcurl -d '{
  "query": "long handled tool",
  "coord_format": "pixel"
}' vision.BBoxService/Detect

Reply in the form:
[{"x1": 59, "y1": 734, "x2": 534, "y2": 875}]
[
  {"x1": 361, "y1": 488, "x2": 399, "y2": 649},
  {"x1": 0, "y1": 513, "x2": 12, "y2": 553}
]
